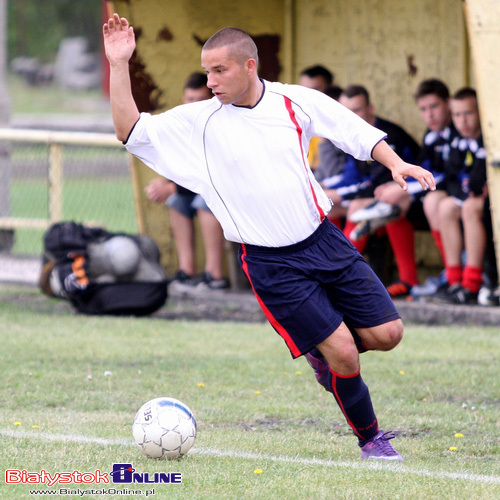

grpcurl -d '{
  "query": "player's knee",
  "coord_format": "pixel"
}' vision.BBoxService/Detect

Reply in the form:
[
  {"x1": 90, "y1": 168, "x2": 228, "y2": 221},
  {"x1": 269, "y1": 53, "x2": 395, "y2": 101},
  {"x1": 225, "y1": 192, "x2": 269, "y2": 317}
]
[
  {"x1": 334, "y1": 341, "x2": 359, "y2": 365},
  {"x1": 377, "y1": 319, "x2": 404, "y2": 351}
]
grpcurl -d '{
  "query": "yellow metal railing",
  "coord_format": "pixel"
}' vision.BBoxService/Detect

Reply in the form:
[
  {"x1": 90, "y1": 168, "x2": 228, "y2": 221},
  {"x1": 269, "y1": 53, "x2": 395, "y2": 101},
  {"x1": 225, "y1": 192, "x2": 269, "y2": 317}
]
[{"x1": 0, "y1": 127, "x2": 124, "y2": 230}]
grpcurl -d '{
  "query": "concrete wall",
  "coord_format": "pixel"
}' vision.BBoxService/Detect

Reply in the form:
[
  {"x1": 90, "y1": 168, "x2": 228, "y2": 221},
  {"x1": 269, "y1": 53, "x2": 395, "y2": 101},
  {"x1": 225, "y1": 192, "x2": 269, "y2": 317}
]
[
  {"x1": 293, "y1": 0, "x2": 469, "y2": 141},
  {"x1": 115, "y1": 0, "x2": 468, "y2": 138}
]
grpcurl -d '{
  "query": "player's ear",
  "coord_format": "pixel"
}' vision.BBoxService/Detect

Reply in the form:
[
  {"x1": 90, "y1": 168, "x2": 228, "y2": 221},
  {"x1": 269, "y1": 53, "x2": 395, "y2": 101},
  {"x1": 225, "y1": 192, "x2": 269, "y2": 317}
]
[{"x1": 245, "y1": 58, "x2": 258, "y2": 75}]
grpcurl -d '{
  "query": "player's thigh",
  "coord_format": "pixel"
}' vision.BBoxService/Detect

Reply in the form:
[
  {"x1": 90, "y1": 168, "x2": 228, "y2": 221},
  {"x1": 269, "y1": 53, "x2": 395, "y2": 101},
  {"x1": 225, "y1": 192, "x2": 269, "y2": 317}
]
[
  {"x1": 241, "y1": 252, "x2": 343, "y2": 357},
  {"x1": 324, "y1": 256, "x2": 400, "y2": 332}
]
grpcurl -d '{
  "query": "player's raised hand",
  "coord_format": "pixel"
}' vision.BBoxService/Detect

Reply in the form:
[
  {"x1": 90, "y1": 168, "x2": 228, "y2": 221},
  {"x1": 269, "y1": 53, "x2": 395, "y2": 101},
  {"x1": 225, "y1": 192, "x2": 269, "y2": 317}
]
[{"x1": 103, "y1": 14, "x2": 136, "y2": 65}]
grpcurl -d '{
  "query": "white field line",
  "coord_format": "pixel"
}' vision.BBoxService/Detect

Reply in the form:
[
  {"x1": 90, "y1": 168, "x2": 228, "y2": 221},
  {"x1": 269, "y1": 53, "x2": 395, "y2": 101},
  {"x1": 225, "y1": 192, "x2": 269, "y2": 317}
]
[{"x1": 1, "y1": 429, "x2": 499, "y2": 485}]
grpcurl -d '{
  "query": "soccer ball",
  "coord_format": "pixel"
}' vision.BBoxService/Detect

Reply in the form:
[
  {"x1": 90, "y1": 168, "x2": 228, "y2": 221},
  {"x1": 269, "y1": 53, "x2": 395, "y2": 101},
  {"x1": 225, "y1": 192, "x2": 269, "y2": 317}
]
[{"x1": 132, "y1": 397, "x2": 197, "y2": 460}]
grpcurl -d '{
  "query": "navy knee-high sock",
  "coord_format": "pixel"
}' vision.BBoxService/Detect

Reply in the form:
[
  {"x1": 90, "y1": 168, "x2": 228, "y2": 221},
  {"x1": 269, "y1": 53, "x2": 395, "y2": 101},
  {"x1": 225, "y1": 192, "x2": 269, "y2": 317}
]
[{"x1": 329, "y1": 368, "x2": 379, "y2": 444}]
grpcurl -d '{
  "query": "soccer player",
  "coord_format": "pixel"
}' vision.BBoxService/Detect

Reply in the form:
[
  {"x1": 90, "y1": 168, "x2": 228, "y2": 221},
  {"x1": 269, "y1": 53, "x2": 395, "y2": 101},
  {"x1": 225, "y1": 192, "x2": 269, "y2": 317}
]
[
  {"x1": 103, "y1": 14, "x2": 435, "y2": 461},
  {"x1": 416, "y1": 79, "x2": 458, "y2": 285}
]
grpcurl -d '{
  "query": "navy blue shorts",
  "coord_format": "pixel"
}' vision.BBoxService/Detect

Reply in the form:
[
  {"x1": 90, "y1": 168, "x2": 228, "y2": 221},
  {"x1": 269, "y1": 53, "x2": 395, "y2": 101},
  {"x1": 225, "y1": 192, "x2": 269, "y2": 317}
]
[{"x1": 239, "y1": 220, "x2": 400, "y2": 358}]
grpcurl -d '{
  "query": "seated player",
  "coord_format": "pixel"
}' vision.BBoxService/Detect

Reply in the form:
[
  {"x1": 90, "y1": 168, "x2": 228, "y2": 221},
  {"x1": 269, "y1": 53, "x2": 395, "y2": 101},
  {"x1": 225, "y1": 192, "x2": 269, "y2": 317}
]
[
  {"x1": 432, "y1": 88, "x2": 488, "y2": 304},
  {"x1": 333, "y1": 85, "x2": 420, "y2": 297}
]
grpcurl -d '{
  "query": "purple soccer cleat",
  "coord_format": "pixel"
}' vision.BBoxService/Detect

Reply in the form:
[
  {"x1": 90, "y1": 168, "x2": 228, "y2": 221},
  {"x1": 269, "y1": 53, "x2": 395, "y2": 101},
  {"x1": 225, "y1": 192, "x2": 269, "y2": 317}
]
[{"x1": 360, "y1": 430, "x2": 404, "y2": 462}]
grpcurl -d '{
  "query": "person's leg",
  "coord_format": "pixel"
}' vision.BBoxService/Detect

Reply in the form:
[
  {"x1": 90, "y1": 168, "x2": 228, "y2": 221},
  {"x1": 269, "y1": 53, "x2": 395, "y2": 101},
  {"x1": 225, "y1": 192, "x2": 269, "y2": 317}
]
[
  {"x1": 344, "y1": 198, "x2": 374, "y2": 251},
  {"x1": 385, "y1": 217, "x2": 418, "y2": 289},
  {"x1": 438, "y1": 196, "x2": 463, "y2": 286},
  {"x1": 166, "y1": 193, "x2": 197, "y2": 278},
  {"x1": 461, "y1": 196, "x2": 486, "y2": 293},
  {"x1": 240, "y1": 221, "x2": 403, "y2": 460},
  {"x1": 315, "y1": 320, "x2": 403, "y2": 461},
  {"x1": 316, "y1": 319, "x2": 403, "y2": 375},
  {"x1": 197, "y1": 208, "x2": 225, "y2": 280},
  {"x1": 326, "y1": 202, "x2": 346, "y2": 230},
  {"x1": 481, "y1": 197, "x2": 499, "y2": 297},
  {"x1": 375, "y1": 181, "x2": 412, "y2": 213},
  {"x1": 354, "y1": 318, "x2": 404, "y2": 352},
  {"x1": 423, "y1": 190, "x2": 447, "y2": 266},
  {"x1": 192, "y1": 195, "x2": 229, "y2": 289},
  {"x1": 169, "y1": 209, "x2": 195, "y2": 276},
  {"x1": 316, "y1": 323, "x2": 377, "y2": 441}
]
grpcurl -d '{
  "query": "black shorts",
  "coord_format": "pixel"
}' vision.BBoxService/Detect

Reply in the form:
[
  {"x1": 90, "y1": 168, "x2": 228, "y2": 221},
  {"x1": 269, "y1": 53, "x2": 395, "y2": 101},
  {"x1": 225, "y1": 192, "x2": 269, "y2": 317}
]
[{"x1": 239, "y1": 221, "x2": 400, "y2": 358}]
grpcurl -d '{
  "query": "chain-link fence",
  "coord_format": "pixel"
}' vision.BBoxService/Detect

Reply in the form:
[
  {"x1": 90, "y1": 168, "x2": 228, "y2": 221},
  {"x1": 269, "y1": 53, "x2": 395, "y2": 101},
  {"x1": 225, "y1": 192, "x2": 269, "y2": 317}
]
[{"x1": 0, "y1": 130, "x2": 137, "y2": 258}]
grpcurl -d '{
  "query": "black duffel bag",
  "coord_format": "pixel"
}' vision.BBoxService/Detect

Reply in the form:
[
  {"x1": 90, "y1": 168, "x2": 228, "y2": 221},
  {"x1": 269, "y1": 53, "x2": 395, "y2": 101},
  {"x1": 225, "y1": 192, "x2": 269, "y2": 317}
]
[{"x1": 39, "y1": 221, "x2": 167, "y2": 316}]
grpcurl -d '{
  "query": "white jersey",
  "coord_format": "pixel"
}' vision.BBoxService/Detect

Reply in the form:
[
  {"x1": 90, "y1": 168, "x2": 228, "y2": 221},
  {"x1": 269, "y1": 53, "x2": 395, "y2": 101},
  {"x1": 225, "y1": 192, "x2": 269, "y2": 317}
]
[{"x1": 125, "y1": 81, "x2": 386, "y2": 247}]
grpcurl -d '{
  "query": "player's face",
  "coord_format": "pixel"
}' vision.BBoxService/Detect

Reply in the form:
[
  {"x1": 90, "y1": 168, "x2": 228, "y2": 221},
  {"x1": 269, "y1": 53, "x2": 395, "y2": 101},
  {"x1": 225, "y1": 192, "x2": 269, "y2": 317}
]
[
  {"x1": 299, "y1": 75, "x2": 329, "y2": 93},
  {"x1": 202, "y1": 46, "x2": 254, "y2": 106},
  {"x1": 339, "y1": 94, "x2": 374, "y2": 125},
  {"x1": 417, "y1": 94, "x2": 451, "y2": 131},
  {"x1": 182, "y1": 87, "x2": 212, "y2": 104},
  {"x1": 450, "y1": 97, "x2": 481, "y2": 139}
]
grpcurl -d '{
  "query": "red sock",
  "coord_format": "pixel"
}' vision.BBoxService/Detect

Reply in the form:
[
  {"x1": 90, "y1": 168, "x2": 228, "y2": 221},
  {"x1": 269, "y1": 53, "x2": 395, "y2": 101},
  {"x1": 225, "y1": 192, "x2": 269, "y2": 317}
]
[
  {"x1": 446, "y1": 265, "x2": 462, "y2": 285},
  {"x1": 344, "y1": 220, "x2": 368, "y2": 253},
  {"x1": 386, "y1": 217, "x2": 418, "y2": 286},
  {"x1": 462, "y1": 265, "x2": 483, "y2": 293},
  {"x1": 431, "y1": 229, "x2": 446, "y2": 267}
]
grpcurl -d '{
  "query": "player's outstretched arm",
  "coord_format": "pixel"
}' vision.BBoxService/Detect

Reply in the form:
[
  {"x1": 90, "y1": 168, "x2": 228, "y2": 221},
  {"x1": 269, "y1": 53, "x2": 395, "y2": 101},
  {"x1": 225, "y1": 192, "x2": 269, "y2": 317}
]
[
  {"x1": 103, "y1": 13, "x2": 140, "y2": 142},
  {"x1": 372, "y1": 140, "x2": 436, "y2": 192}
]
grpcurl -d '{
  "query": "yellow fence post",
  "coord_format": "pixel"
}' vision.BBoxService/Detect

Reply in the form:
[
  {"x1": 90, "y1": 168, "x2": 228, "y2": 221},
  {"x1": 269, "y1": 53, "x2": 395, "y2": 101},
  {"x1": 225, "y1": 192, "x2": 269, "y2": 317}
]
[
  {"x1": 48, "y1": 143, "x2": 63, "y2": 224},
  {"x1": 464, "y1": 0, "x2": 500, "y2": 278}
]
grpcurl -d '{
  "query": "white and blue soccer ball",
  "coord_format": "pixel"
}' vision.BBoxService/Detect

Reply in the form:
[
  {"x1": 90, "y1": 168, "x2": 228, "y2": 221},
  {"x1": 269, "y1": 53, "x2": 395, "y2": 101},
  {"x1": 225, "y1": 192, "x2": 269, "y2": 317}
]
[{"x1": 132, "y1": 397, "x2": 197, "y2": 460}]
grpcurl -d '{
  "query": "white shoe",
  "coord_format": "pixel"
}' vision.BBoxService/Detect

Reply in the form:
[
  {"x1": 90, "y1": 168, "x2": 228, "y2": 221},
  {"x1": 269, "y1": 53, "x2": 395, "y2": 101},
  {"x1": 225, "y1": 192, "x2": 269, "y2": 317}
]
[
  {"x1": 350, "y1": 216, "x2": 392, "y2": 241},
  {"x1": 478, "y1": 286, "x2": 499, "y2": 306},
  {"x1": 350, "y1": 201, "x2": 400, "y2": 223}
]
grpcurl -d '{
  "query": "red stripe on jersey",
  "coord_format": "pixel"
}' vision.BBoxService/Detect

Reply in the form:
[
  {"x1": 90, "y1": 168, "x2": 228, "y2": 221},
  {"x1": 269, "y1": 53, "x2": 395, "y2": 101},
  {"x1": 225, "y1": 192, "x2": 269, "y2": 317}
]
[
  {"x1": 240, "y1": 244, "x2": 302, "y2": 358},
  {"x1": 284, "y1": 96, "x2": 326, "y2": 220}
]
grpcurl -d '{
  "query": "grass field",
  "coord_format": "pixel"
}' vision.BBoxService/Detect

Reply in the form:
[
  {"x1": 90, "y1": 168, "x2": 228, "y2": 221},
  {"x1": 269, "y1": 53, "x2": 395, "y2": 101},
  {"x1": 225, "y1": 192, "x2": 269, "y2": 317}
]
[{"x1": 0, "y1": 285, "x2": 499, "y2": 500}]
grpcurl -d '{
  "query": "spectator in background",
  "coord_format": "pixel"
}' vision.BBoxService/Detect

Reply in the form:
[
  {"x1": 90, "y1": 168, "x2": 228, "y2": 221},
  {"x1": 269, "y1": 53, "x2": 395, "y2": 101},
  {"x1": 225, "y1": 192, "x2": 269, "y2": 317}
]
[
  {"x1": 432, "y1": 88, "x2": 490, "y2": 304},
  {"x1": 299, "y1": 65, "x2": 335, "y2": 170},
  {"x1": 299, "y1": 64, "x2": 334, "y2": 92},
  {"x1": 313, "y1": 85, "x2": 346, "y2": 229},
  {"x1": 145, "y1": 72, "x2": 229, "y2": 291},
  {"x1": 409, "y1": 78, "x2": 459, "y2": 297},
  {"x1": 359, "y1": 79, "x2": 458, "y2": 298},
  {"x1": 333, "y1": 85, "x2": 421, "y2": 297}
]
